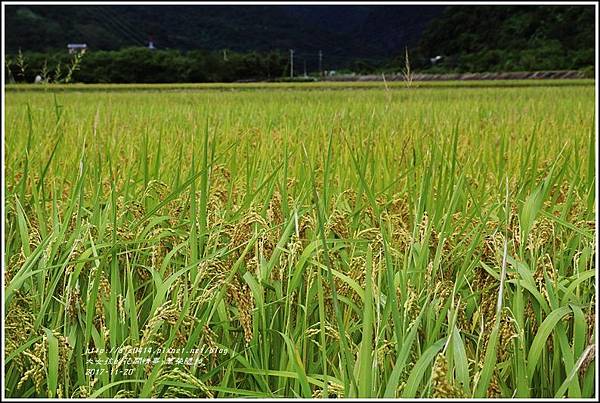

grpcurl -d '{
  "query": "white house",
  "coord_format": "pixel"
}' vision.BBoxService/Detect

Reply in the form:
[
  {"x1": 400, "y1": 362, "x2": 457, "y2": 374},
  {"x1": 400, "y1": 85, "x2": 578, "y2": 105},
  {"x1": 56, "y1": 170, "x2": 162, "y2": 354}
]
[{"x1": 67, "y1": 44, "x2": 88, "y2": 54}]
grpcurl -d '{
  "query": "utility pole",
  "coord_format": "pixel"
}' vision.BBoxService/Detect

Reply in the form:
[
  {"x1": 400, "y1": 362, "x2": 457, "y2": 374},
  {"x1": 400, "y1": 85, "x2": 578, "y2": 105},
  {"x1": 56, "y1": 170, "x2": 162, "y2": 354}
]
[
  {"x1": 223, "y1": 49, "x2": 228, "y2": 61},
  {"x1": 318, "y1": 50, "x2": 323, "y2": 76},
  {"x1": 303, "y1": 59, "x2": 307, "y2": 78},
  {"x1": 289, "y1": 49, "x2": 294, "y2": 78}
]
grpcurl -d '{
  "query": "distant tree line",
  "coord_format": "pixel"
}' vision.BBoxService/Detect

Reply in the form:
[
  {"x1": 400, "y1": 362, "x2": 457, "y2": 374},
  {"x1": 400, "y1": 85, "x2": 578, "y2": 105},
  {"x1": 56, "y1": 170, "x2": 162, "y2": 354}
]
[{"x1": 6, "y1": 47, "x2": 291, "y2": 84}]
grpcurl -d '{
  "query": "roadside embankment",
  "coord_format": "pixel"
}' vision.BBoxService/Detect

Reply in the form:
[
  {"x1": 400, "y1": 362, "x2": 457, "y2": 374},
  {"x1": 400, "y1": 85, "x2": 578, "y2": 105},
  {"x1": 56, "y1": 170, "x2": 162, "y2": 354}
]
[{"x1": 324, "y1": 70, "x2": 589, "y2": 81}]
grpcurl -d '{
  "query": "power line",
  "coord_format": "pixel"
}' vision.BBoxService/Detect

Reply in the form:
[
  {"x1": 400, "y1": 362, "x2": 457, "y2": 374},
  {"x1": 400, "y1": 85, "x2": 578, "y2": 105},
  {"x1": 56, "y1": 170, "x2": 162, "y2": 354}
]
[
  {"x1": 84, "y1": 7, "x2": 144, "y2": 47},
  {"x1": 99, "y1": 7, "x2": 147, "y2": 45},
  {"x1": 87, "y1": 6, "x2": 145, "y2": 47}
]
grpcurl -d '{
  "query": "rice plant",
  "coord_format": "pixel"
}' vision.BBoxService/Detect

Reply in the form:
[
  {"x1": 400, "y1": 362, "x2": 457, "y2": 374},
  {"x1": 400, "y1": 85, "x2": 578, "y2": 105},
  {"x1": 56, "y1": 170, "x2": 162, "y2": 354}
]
[{"x1": 3, "y1": 81, "x2": 596, "y2": 398}]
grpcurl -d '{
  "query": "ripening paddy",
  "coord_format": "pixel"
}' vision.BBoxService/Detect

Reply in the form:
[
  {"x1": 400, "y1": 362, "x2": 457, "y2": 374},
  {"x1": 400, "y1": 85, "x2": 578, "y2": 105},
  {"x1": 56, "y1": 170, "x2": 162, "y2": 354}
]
[{"x1": 3, "y1": 81, "x2": 596, "y2": 398}]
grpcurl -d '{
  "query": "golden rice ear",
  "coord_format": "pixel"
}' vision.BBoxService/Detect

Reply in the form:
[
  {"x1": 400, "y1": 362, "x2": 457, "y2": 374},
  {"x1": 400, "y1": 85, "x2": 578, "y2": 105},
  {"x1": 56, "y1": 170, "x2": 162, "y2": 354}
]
[
  {"x1": 494, "y1": 310, "x2": 513, "y2": 353},
  {"x1": 66, "y1": 286, "x2": 82, "y2": 321},
  {"x1": 17, "y1": 331, "x2": 72, "y2": 396},
  {"x1": 5, "y1": 292, "x2": 36, "y2": 374},
  {"x1": 326, "y1": 208, "x2": 351, "y2": 239},
  {"x1": 267, "y1": 190, "x2": 283, "y2": 226},
  {"x1": 579, "y1": 344, "x2": 596, "y2": 378},
  {"x1": 431, "y1": 353, "x2": 449, "y2": 396},
  {"x1": 227, "y1": 276, "x2": 254, "y2": 345},
  {"x1": 486, "y1": 371, "x2": 502, "y2": 398}
]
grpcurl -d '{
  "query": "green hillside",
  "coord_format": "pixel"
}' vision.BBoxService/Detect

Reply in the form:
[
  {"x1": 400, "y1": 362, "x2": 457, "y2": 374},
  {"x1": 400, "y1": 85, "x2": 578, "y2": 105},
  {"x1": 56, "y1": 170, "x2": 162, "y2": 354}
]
[{"x1": 413, "y1": 5, "x2": 595, "y2": 72}]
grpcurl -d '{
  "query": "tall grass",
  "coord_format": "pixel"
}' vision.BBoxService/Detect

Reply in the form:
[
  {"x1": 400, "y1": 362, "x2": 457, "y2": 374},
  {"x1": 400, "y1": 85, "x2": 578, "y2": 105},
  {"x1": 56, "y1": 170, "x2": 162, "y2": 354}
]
[{"x1": 4, "y1": 82, "x2": 596, "y2": 398}]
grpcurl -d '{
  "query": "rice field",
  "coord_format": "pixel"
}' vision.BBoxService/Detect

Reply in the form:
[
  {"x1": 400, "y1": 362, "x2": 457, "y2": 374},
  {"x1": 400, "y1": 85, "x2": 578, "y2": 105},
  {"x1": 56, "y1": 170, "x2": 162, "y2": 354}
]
[{"x1": 3, "y1": 81, "x2": 596, "y2": 398}]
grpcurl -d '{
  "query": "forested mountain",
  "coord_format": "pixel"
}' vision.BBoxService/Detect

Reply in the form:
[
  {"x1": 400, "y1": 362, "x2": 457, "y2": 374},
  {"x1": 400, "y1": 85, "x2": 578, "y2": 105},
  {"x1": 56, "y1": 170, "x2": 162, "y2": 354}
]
[
  {"x1": 414, "y1": 5, "x2": 595, "y2": 71},
  {"x1": 4, "y1": 5, "x2": 444, "y2": 68},
  {"x1": 4, "y1": 4, "x2": 595, "y2": 82}
]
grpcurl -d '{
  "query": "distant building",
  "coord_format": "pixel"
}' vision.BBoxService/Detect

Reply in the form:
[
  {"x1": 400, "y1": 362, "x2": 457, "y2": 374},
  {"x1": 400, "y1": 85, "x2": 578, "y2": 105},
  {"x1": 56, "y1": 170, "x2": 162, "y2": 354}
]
[
  {"x1": 148, "y1": 35, "x2": 156, "y2": 49},
  {"x1": 68, "y1": 43, "x2": 87, "y2": 54},
  {"x1": 430, "y1": 55, "x2": 443, "y2": 65}
]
